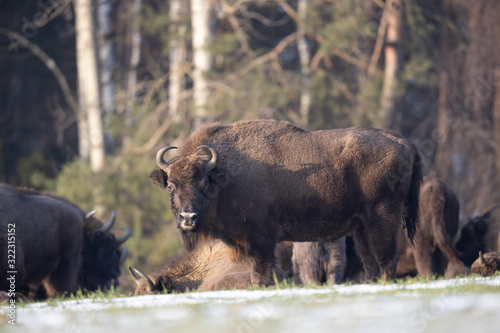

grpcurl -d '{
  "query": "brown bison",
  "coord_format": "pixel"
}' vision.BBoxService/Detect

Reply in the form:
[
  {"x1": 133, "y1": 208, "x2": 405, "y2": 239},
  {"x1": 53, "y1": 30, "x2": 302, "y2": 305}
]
[
  {"x1": 292, "y1": 238, "x2": 346, "y2": 285},
  {"x1": 0, "y1": 184, "x2": 130, "y2": 299},
  {"x1": 129, "y1": 240, "x2": 285, "y2": 295},
  {"x1": 396, "y1": 175, "x2": 468, "y2": 278},
  {"x1": 470, "y1": 251, "x2": 500, "y2": 276},
  {"x1": 150, "y1": 120, "x2": 422, "y2": 284},
  {"x1": 455, "y1": 205, "x2": 500, "y2": 266}
]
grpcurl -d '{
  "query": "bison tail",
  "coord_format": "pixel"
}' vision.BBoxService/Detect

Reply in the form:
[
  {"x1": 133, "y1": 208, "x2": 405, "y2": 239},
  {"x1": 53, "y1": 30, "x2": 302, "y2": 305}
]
[{"x1": 405, "y1": 149, "x2": 422, "y2": 245}]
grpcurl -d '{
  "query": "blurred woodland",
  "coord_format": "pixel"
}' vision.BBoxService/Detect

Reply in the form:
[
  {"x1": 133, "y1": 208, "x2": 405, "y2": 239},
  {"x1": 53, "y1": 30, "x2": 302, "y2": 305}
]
[{"x1": 0, "y1": 0, "x2": 499, "y2": 272}]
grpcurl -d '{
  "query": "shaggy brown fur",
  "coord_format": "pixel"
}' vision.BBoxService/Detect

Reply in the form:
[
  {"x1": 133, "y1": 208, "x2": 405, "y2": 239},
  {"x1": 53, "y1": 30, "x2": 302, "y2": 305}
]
[
  {"x1": 150, "y1": 119, "x2": 422, "y2": 284},
  {"x1": 396, "y1": 175, "x2": 468, "y2": 278},
  {"x1": 456, "y1": 205, "x2": 500, "y2": 266},
  {"x1": 0, "y1": 184, "x2": 129, "y2": 300},
  {"x1": 292, "y1": 238, "x2": 346, "y2": 285},
  {"x1": 131, "y1": 240, "x2": 285, "y2": 295},
  {"x1": 470, "y1": 252, "x2": 500, "y2": 276}
]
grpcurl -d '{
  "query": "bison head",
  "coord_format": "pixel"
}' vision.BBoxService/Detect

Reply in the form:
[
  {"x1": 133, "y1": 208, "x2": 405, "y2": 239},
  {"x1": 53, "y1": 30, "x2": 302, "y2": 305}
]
[
  {"x1": 455, "y1": 217, "x2": 487, "y2": 266},
  {"x1": 80, "y1": 211, "x2": 131, "y2": 291},
  {"x1": 150, "y1": 145, "x2": 221, "y2": 234},
  {"x1": 129, "y1": 266, "x2": 173, "y2": 295}
]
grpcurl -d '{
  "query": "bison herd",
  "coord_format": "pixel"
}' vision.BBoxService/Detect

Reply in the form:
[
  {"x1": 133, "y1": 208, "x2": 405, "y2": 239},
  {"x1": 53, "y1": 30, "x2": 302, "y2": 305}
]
[{"x1": 1, "y1": 119, "x2": 500, "y2": 301}]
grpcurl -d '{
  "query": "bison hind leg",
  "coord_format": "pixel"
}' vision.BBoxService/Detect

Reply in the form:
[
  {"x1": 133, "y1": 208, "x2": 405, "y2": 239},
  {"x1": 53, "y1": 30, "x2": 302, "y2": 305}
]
[{"x1": 352, "y1": 227, "x2": 381, "y2": 281}]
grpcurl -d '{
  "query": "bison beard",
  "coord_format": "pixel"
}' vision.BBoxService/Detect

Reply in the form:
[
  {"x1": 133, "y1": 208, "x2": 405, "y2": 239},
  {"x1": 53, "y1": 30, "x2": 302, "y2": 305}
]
[{"x1": 150, "y1": 119, "x2": 422, "y2": 285}]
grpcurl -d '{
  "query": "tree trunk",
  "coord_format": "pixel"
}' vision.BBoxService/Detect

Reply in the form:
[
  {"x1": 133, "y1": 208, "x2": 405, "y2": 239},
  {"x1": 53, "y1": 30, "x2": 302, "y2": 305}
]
[
  {"x1": 97, "y1": 0, "x2": 115, "y2": 114},
  {"x1": 297, "y1": 0, "x2": 311, "y2": 129},
  {"x1": 379, "y1": 0, "x2": 404, "y2": 131},
  {"x1": 75, "y1": 0, "x2": 105, "y2": 172},
  {"x1": 435, "y1": 0, "x2": 500, "y2": 218},
  {"x1": 191, "y1": 0, "x2": 214, "y2": 128},
  {"x1": 128, "y1": 0, "x2": 142, "y2": 99},
  {"x1": 169, "y1": 0, "x2": 187, "y2": 120}
]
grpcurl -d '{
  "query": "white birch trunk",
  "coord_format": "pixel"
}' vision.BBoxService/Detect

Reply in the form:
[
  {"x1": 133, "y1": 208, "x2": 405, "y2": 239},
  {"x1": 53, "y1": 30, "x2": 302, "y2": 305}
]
[
  {"x1": 169, "y1": 0, "x2": 187, "y2": 119},
  {"x1": 128, "y1": 0, "x2": 142, "y2": 99},
  {"x1": 75, "y1": 0, "x2": 105, "y2": 171},
  {"x1": 297, "y1": 0, "x2": 311, "y2": 128},
  {"x1": 191, "y1": 0, "x2": 214, "y2": 128},
  {"x1": 97, "y1": 0, "x2": 115, "y2": 114}
]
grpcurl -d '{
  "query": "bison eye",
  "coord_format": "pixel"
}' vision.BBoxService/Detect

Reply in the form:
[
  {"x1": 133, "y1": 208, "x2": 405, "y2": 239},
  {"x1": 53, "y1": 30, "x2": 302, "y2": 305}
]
[{"x1": 167, "y1": 183, "x2": 176, "y2": 194}]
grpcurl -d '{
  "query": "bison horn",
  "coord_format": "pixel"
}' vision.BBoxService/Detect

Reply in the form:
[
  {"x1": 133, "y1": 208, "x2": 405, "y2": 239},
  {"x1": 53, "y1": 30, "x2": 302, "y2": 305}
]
[
  {"x1": 129, "y1": 266, "x2": 155, "y2": 291},
  {"x1": 197, "y1": 145, "x2": 218, "y2": 172},
  {"x1": 85, "y1": 209, "x2": 98, "y2": 219},
  {"x1": 96, "y1": 210, "x2": 116, "y2": 234},
  {"x1": 479, "y1": 251, "x2": 484, "y2": 265},
  {"x1": 119, "y1": 245, "x2": 128, "y2": 264},
  {"x1": 115, "y1": 228, "x2": 132, "y2": 246},
  {"x1": 156, "y1": 146, "x2": 178, "y2": 172}
]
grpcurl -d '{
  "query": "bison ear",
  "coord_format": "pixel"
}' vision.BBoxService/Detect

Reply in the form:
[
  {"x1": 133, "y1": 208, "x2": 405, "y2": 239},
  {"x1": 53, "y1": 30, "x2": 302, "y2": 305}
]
[{"x1": 150, "y1": 169, "x2": 168, "y2": 188}]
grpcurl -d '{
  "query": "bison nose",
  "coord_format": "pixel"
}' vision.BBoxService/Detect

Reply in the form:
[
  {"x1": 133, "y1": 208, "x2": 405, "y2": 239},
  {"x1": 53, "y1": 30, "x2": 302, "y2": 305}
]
[{"x1": 179, "y1": 212, "x2": 198, "y2": 230}]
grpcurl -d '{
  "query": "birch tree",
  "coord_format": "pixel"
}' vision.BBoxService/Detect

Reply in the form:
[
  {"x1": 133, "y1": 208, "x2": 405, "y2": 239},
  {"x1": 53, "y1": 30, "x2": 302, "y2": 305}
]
[
  {"x1": 75, "y1": 0, "x2": 105, "y2": 171},
  {"x1": 297, "y1": 0, "x2": 311, "y2": 128},
  {"x1": 169, "y1": 0, "x2": 188, "y2": 119},
  {"x1": 191, "y1": 0, "x2": 214, "y2": 128}
]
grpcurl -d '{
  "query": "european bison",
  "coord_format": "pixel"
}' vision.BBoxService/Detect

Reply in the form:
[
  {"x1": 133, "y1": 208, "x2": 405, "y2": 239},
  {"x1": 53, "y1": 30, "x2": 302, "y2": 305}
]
[
  {"x1": 396, "y1": 175, "x2": 468, "y2": 278},
  {"x1": 455, "y1": 205, "x2": 500, "y2": 266},
  {"x1": 130, "y1": 240, "x2": 285, "y2": 295},
  {"x1": 470, "y1": 251, "x2": 500, "y2": 276},
  {"x1": 150, "y1": 120, "x2": 422, "y2": 284},
  {"x1": 292, "y1": 238, "x2": 346, "y2": 285},
  {"x1": 0, "y1": 184, "x2": 130, "y2": 299}
]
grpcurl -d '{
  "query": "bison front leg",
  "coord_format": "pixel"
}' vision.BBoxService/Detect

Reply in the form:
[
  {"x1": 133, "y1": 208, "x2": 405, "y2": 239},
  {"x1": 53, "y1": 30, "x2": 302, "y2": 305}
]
[{"x1": 246, "y1": 236, "x2": 277, "y2": 286}]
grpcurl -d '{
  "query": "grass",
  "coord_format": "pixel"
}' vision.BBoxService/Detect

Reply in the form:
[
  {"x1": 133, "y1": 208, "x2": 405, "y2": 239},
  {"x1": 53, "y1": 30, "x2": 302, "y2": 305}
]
[{"x1": 5, "y1": 273, "x2": 500, "y2": 306}]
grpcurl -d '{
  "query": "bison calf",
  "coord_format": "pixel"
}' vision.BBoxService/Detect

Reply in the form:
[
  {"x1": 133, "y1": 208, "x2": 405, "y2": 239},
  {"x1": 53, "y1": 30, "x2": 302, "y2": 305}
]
[
  {"x1": 396, "y1": 176, "x2": 468, "y2": 279},
  {"x1": 470, "y1": 252, "x2": 500, "y2": 276},
  {"x1": 130, "y1": 241, "x2": 285, "y2": 295}
]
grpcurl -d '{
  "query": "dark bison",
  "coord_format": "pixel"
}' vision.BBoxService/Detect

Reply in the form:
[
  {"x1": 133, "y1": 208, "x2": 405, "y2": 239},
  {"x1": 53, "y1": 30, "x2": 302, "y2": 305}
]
[
  {"x1": 150, "y1": 120, "x2": 422, "y2": 284},
  {"x1": 396, "y1": 175, "x2": 468, "y2": 278},
  {"x1": 470, "y1": 251, "x2": 500, "y2": 276},
  {"x1": 292, "y1": 238, "x2": 346, "y2": 285},
  {"x1": 455, "y1": 205, "x2": 500, "y2": 266},
  {"x1": 0, "y1": 184, "x2": 130, "y2": 299},
  {"x1": 130, "y1": 240, "x2": 285, "y2": 295}
]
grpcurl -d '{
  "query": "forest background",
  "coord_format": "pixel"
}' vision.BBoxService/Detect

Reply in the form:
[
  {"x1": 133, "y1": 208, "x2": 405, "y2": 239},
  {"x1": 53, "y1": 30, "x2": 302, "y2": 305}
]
[{"x1": 1, "y1": 0, "x2": 499, "y2": 285}]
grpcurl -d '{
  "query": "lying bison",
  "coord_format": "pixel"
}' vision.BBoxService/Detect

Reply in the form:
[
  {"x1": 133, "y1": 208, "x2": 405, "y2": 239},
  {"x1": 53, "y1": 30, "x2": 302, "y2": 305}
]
[
  {"x1": 150, "y1": 120, "x2": 422, "y2": 284},
  {"x1": 0, "y1": 184, "x2": 130, "y2": 299},
  {"x1": 130, "y1": 240, "x2": 285, "y2": 294},
  {"x1": 396, "y1": 175, "x2": 468, "y2": 278},
  {"x1": 455, "y1": 205, "x2": 500, "y2": 266},
  {"x1": 292, "y1": 238, "x2": 346, "y2": 285},
  {"x1": 470, "y1": 251, "x2": 500, "y2": 276}
]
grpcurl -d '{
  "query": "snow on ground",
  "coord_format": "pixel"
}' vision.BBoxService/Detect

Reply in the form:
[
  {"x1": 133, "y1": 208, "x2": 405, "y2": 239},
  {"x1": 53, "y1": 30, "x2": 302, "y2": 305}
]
[{"x1": 2, "y1": 276, "x2": 500, "y2": 333}]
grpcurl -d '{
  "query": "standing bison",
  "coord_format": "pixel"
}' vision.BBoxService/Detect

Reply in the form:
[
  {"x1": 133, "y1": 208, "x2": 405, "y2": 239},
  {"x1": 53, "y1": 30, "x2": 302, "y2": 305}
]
[
  {"x1": 0, "y1": 184, "x2": 130, "y2": 299},
  {"x1": 396, "y1": 175, "x2": 468, "y2": 278},
  {"x1": 455, "y1": 205, "x2": 500, "y2": 266},
  {"x1": 150, "y1": 120, "x2": 422, "y2": 284}
]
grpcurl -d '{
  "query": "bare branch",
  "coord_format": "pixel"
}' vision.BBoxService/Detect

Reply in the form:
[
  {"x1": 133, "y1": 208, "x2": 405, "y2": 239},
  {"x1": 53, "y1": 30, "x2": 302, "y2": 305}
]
[
  {"x1": 367, "y1": 6, "x2": 389, "y2": 75},
  {"x1": 0, "y1": 28, "x2": 78, "y2": 112},
  {"x1": 231, "y1": 32, "x2": 297, "y2": 79}
]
